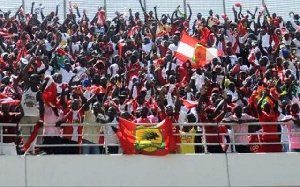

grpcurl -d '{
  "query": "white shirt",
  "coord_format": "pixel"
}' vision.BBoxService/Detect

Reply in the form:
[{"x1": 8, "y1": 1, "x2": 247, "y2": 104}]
[
  {"x1": 261, "y1": 34, "x2": 270, "y2": 48},
  {"x1": 43, "y1": 106, "x2": 64, "y2": 136},
  {"x1": 60, "y1": 68, "x2": 75, "y2": 83},
  {"x1": 21, "y1": 88, "x2": 39, "y2": 117},
  {"x1": 223, "y1": 114, "x2": 257, "y2": 144},
  {"x1": 104, "y1": 118, "x2": 119, "y2": 145},
  {"x1": 107, "y1": 63, "x2": 119, "y2": 76},
  {"x1": 168, "y1": 43, "x2": 178, "y2": 55}
]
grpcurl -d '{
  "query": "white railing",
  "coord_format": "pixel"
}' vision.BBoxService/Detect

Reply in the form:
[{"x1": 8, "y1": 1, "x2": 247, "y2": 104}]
[{"x1": 0, "y1": 121, "x2": 298, "y2": 155}]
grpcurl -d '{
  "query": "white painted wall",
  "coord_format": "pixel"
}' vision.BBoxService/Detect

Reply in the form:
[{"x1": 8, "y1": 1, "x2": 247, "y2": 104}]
[{"x1": 1, "y1": 153, "x2": 300, "y2": 187}]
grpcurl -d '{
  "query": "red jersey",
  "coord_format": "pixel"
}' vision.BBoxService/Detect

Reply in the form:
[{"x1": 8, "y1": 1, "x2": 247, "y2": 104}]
[
  {"x1": 258, "y1": 111, "x2": 279, "y2": 142},
  {"x1": 199, "y1": 114, "x2": 228, "y2": 144},
  {"x1": 127, "y1": 63, "x2": 141, "y2": 79},
  {"x1": 136, "y1": 118, "x2": 151, "y2": 123},
  {"x1": 63, "y1": 108, "x2": 84, "y2": 143}
]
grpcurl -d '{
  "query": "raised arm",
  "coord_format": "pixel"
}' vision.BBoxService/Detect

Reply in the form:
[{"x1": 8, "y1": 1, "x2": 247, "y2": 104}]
[{"x1": 187, "y1": 3, "x2": 192, "y2": 21}]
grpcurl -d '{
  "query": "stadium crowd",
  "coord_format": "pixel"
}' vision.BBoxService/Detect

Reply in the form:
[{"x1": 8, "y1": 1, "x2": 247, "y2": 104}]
[{"x1": 1, "y1": 1, "x2": 300, "y2": 155}]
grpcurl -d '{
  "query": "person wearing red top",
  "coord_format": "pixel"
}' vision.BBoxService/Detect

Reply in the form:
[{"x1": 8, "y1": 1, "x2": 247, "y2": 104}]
[
  {"x1": 127, "y1": 55, "x2": 141, "y2": 79},
  {"x1": 157, "y1": 88, "x2": 181, "y2": 152},
  {"x1": 197, "y1": 88, "x2": 230, "y2": 153},
  {"x1": 136, "y1": 107, "x2": 151, "y2": 123},
  {"x1": 177, "y1": 61, "x2": 192, "y2": 84},
  {"x1": 257, "y1": 89, "x2": 282, "y2": 152}
]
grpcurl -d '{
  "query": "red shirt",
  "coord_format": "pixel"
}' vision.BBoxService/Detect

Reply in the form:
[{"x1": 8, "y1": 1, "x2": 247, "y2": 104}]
[
  {"x1": 258, "y1": 111, "x2": 279, "y2": 142},
  {"x1": 127, "y1": 63, "x2": 141, "y2": 79},
  {"x1": 136, "y1": 118, "x2": 151, "y2": 123},
  {"x1": 199, "y1": 114, "x2": 228, "y2": 143},
  {"x1": 157, "y1": 68, "x2": 167, "y2": 85},
  {"x1": 63, "y1": 108, "x2": 84, "y2": 143}
]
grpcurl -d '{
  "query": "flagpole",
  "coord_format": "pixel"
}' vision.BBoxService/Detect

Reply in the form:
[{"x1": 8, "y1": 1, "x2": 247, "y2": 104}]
[
  {"x1": 63, "y1": 0, "x2": 67, "y2": 20},
  {"x1": 22, "y1": 0, "x2": 25, "y2": 11},
  {"x1": 222, "y1": 0, "x2": 226, "y2": 14},
  {"x1": 183, "y1": 0, "x2": 187, "y2": 17}
]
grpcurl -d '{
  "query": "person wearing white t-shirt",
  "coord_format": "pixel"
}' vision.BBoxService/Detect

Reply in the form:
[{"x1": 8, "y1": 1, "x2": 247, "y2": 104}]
[
  {"x1": 42, "y1": 106, "x2": 64, "y2": 154},
  {"x1": 59, "y1": 63, "x2": 75, "y2": 83},
  {"x1": 97, "y1": 107, "x2": 120, "y2": 154},
  {"x1": 168, "y1": 35, "x2": 179, "y2": 55},
  {"x1": 223, "y1": 106, "x2": 258, "y2": 153},
  {"x1": 107, "y1": 62, "x2": 119, "y2": 77}
]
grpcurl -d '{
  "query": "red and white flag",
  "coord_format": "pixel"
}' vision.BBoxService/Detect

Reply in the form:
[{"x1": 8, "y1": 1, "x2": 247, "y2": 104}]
[
  {"x1": 182, "y1": 100, "x2": 198, "y2": 109},
  {"x1": 175, "y1": 31, "x2": 200, "y2": 63},
  {"x1": 192, "y1": 44, "x2": 223, "y2": 68},
  {"x1": 42, "y1": 76, "x2": 58, "y2": 107},
  {"x1": 97, "y1": 10, "x2": 106, "y2": 26}
]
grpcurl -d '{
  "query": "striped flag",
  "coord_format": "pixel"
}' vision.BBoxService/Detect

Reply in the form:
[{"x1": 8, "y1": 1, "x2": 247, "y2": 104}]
[
  {"x1": 175, "y1": 31, "x2": 223, "y2": 68},
  {"x1": 175, "y1": 31, "x2": 200, "y2": 63},
  {"x1": 191, "y1": 44, "x2": 223, "y2": 68},
  {"x1": 182, "y1": 100, "x2": 198, "y2": 109}
]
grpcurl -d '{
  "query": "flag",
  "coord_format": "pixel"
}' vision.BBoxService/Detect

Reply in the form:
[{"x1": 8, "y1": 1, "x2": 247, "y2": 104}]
[
  {"x1": 22, "y1": 121, "x2": 43, "y2": 152},
  {"x1": 175, "y1": 31, "x2": 200, "y2": 63},
  {"x1": 175, "y1": 31, "x2": 223, "y2": 68},
  {"x1": 42, "y1": 76, "x2": 58, "y2": 107},
  {"x1": 55, "y1": 48, "x2": 69, "y2": 56},
  {"x1": 118, "y1": 42, "x2": 125, "y2": 60},
  {"x1": 0, "y1": 31, "x2": 14, "y2": 38},
  {"x1": 117, "y1": 118, "x2": 176, "y2": 155},
  {"x1": 191, "y1": 44, "x2": 223, "y2": 68},
  {"x1": 97, "y1": 10, "x2": 106, "y2": 26},
  {"x1": 0, "y1": 99, "x2": 21, "y2": 106},
  {"x1": 182, "y1": 100, "x2": 198, "y2": 109}
]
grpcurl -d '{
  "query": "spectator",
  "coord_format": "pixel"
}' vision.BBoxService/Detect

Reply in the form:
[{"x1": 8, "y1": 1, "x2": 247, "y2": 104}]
[{"x1": 223, "y1": 105, "x2": 258, "y2": 153}]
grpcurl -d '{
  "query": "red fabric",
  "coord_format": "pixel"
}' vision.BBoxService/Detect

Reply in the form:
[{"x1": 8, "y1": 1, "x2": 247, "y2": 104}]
[
  {"x1": 258, "y1": 111, "x2": 279, "y2": 142},
  {"x1": 182, "y1": 100, "x2": 198, "y2": 109},
  {"x1": 117, "y1": 117, "x2": 176, "y2": 155},
  {"x1": 55, "y1": 48, "x2": 69, "y2": 56},
  {"x1": 63, "y1": 108, "x2": 84, "y2": 143},
  {"x1": 178, "y1": 64, "x2": 191, "y2": 83},
  {"x1": 118, "y1": 43, "x2": 125, "y2": 60},
  {"x1": 127, "y1": 63, "x2": 141, "y2": 79},
  {"x1": 128, "y1": 26, "x2": 141, "y2": 37},
  {"x1": 22, "y1": 121, "x2": 40, "y2": 152},
  {"x1": 42, "y1": 78, "x2": 58, "y2": 107},
  {"x1": 237, "y1": 22, "x2": 247, "y2": 36},
  {"x1": 136, "y1": 118, "x2": 151, "y2": 123},
  {"x1": 200, "y1": 27, "x2": 211, "y2": 45},
  {"x1": 199, "y1": 114, "x2": 228, "y2": 143},
  {"x1": 157, "y1": 68, "x2": 167, "y2": 85},
  {"x1": 97, "y1": 10, "x2": 106, "y2": 26},
  {"x1": 248, "y1": 133, "x2": 263, "y2": 153}
]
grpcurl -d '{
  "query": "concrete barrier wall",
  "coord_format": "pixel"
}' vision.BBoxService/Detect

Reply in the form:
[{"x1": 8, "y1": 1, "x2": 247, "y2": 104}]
[{"x1": 1, "y1": 154, "x2": 300, "y2": 187}]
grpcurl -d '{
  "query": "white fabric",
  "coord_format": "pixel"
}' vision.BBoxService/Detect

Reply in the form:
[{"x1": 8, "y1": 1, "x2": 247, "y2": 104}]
[
  {"x1": 168, "y1": 43, "x2": 178, "y2": 55},
  {"x1": 104, "y1": 118, "x2": 119, "y2": 145},
  {"x1": 107, "y1": 63, "x2": 119, "y2": 76},
  {"x1": 60, "y1": 68, "x2": 74, "y2": 83},
  {"x1": 261, "y1": 34, "x2": 270, "y2": 48},
  {"x1": 223, "y1": 114, "x2": 257, "y2": 144},
  {"x1": 21, "y1": 88, "x2": 39, "y2": 117},
  {"x1": 43, "y1": 106, "x2": 64, "y2": 136}
]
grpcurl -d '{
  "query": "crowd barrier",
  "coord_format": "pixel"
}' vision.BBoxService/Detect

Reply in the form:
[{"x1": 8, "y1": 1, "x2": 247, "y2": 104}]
[
  {"x1": 0, "y1": 121, "x2": 298, "y2": 155},
  {"x1": 1, "y1": 153, "x2": 300, "y2": 187}
]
